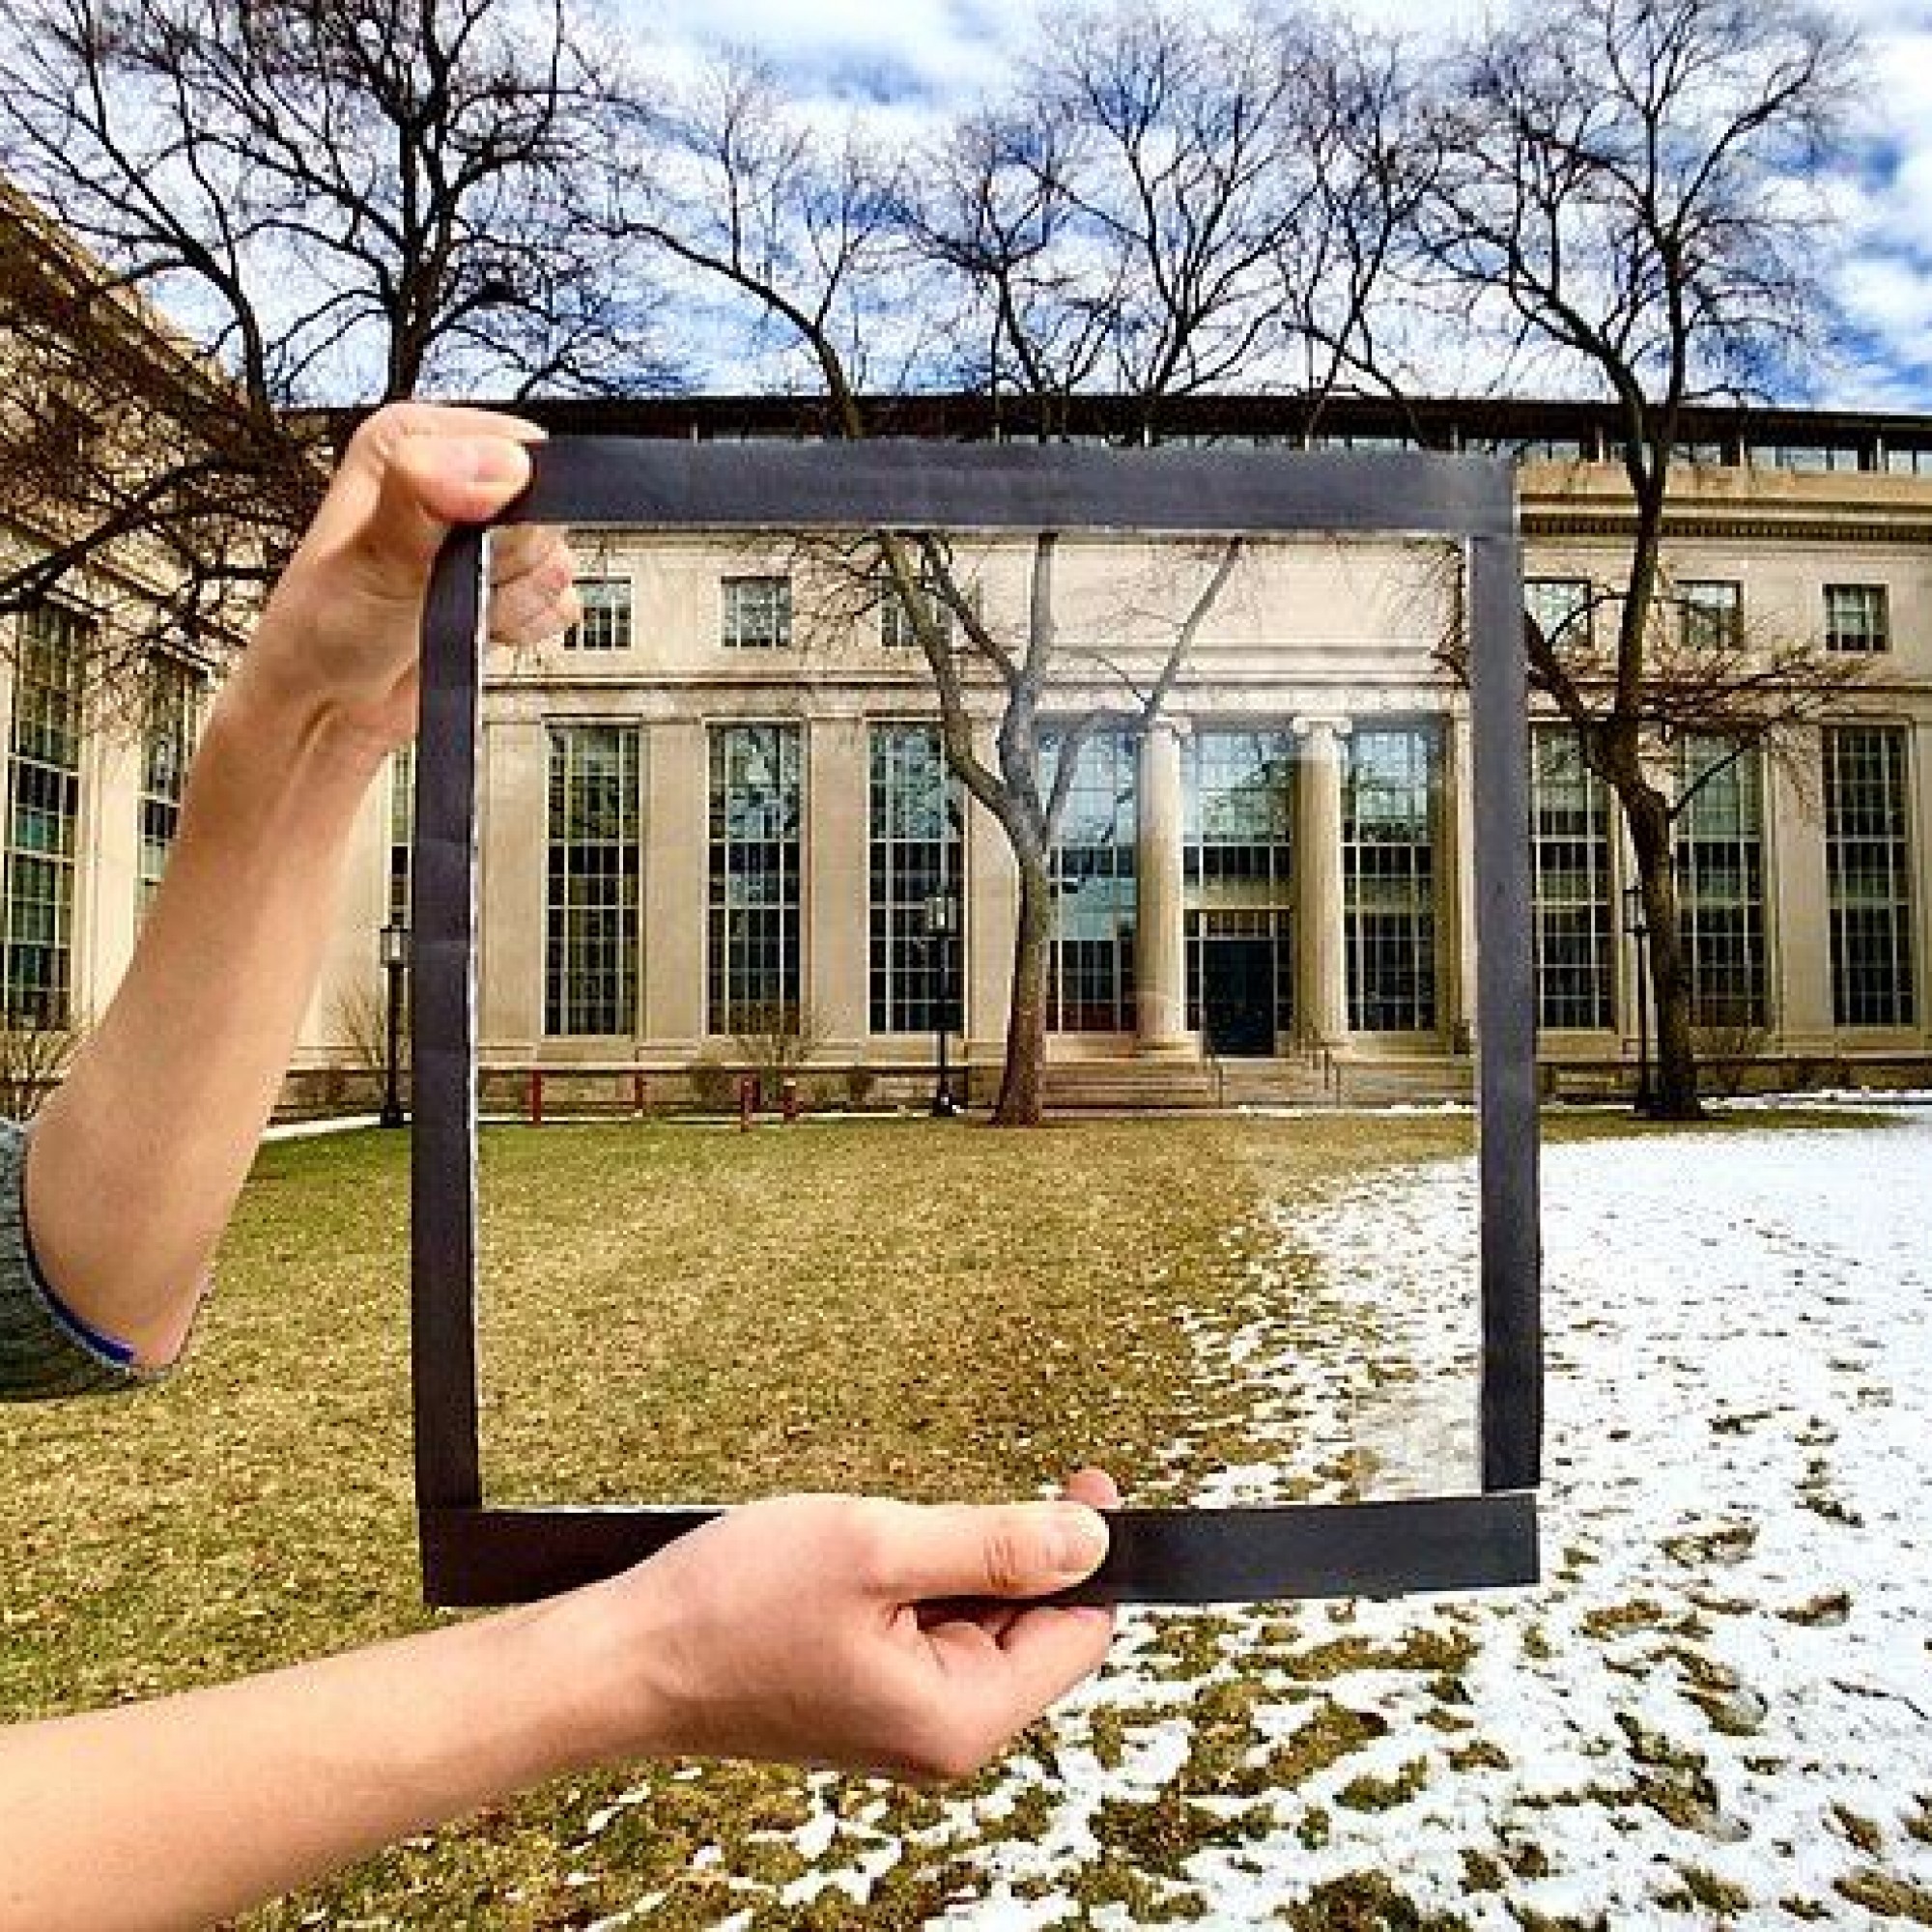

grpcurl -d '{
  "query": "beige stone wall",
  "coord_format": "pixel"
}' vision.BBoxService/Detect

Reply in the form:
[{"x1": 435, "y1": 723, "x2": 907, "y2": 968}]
[{"x1": 290, "y1": 473, "x2": 1932, "y2": 1091}]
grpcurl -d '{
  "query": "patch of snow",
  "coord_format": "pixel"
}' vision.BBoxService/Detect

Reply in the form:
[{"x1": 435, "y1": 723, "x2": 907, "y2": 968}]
[{"x1": 586, "y1": 1109, "x2": 1932, "y2": 1928}]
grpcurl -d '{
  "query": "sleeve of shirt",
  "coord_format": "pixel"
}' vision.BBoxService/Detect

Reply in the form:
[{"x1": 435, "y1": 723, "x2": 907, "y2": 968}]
[{"x1": 0, "y1": 1114, "x2": 155, "y2": 1401}]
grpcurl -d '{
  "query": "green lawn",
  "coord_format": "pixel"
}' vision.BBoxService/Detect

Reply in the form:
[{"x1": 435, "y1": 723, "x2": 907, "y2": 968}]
[{"x1": 0, "y1": 1106, "x2": 1870, "y2": 1928}]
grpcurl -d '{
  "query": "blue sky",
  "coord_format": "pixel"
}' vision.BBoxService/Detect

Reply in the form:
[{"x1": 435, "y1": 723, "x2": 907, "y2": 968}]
[{"x1": 618, "y1": 0, "x2": 1932, "y2": 416}]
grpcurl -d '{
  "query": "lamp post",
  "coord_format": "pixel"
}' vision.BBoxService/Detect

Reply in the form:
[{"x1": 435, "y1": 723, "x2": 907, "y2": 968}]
[
  {"x1": 925, "y1": 892, "x2": 961, "y2": 1118},
  {"x1": 1623, "y1": 883, "x2": 1654, "y2": 1118},
  {"x1": 379, "y1": 918, "x2": 411, "y2": 1128}
]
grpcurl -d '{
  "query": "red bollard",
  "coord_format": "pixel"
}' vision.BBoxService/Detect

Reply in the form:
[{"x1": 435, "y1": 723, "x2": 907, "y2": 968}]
[
  {"x1": 528, "y1": 1068, "x2": 544, "y2": 1126},
  {"x1": 738, "y1": 1075, "x2": 755, "y2": 1132},
  {"x1": 781, "y1": 1077, "x2": 800, "y2": 1124}
]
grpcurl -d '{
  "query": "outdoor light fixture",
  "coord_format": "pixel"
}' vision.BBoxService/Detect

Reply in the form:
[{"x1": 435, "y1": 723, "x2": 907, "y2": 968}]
[
  {"x1": 1624, "y1": 882, "x2": 1655, "y2": 1116},
  {"x1": 925, "y1": 891, "x2": 961, "y2": 1119},
  {"x1": 379, "y1": 917, "x2": 411, "y2": 1130},
  {"x1": 410, "y1": 437, "x2": 1541, "y2": 1607}
]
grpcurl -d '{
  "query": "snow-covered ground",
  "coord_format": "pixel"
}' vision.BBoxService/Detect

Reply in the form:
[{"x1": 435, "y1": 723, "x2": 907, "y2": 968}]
[{"x1": 592, "y1": 1110, "x2": 1932, "y2": 1929}]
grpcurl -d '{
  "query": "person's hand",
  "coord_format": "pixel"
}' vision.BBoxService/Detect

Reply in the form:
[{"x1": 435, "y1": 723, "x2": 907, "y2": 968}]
[
  {"x1": 540, "y1": 1470, "x2": 1121, "y2": 1782},
  {"x1": 233, "y1": 402, "x2": 576, "y2": 764}
]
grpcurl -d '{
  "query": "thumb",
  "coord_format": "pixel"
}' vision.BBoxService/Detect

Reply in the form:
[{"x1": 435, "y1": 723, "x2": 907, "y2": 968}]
[
  {"x1": 873, "y1": 1499, "x2": 1111, "y2": 1604},
  {"x1": 358, "y1": 431, "x2": 536, "y2": 585}
]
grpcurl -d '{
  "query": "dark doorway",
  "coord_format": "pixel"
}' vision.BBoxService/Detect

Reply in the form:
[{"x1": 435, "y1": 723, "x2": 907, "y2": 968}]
[{"x1": 1201, "y1": 937, "x2": 1277, "y2": 1056}]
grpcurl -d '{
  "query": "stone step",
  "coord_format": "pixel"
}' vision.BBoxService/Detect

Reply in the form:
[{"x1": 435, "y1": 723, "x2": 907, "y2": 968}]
[
  {"x1": 1042, "y1": 1060, "x2": 1220, "y2": 1111},
  {"x1": 1043, "y1": 1055, "x2": 1475, "y2": 1112}
]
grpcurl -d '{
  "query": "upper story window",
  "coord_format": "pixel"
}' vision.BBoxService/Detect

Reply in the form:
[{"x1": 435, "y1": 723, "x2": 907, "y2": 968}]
[
  {"x1": 722, "y1": 574, "x2": 792, "y2": 650},
  {"x1": 1746, "y1": 440, "x2": 1866, "y2": 473},
  {"x1": 1680, "y1": 580, "x2": 1743, "y2": 652},
  {"x1": 1885, "y1": 444, "x2": 1932, "y2": 476},
  {"x1": 878, "y1": 560, "x2": 956, "y2": 650},
  {"x1": 1824, "y1": 583, "x2": 1889, "y2": 654},
  {"x1": 1525, "y1": 577, "x2": 1593, "y2": 650},
  {"x1": 565, "y1": 578, "x2": 632, "y2": 651}
]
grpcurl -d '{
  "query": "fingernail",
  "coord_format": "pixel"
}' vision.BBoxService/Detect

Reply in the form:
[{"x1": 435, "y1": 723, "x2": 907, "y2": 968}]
[
  {"x1": 457, "y1": 439, "x2": 529, "y2": 487},
  {"x1": 1051, "y1": 1505, "x2": 1109, "y2": 1574}
]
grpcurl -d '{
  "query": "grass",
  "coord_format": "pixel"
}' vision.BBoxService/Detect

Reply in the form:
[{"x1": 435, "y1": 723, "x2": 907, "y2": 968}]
[
  {"x1": 0, "y1": 1103, "x2": 1904, "y2": 1926},
  {"x1": 0, "y1": 1111, "x2": 1440, "y2": 1926}
]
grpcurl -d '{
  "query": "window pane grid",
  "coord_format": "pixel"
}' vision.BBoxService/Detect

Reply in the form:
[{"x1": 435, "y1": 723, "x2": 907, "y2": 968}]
[
  {"x1": 1344, "y1": 724, "x2": 1441, "y2": 1033},
  {"x1": 708, "y1": 724, "x2": 803, "y2": 1033},
  {"x1": 1530, "y1": 726, "x2": 1615, "y2": 1030},
  {"x1": 1185, "y1": 729, "x2": 1295, "y2": 1037},
  {"x1": 136, "y1": 655, "x2": 200, "y2": 927},
  {"x1": 1044, "y1": 728, "x2": 1137, "y2": 1033},
  {"x1": 721, "y1": 575, "x2": 792, "y2": 650},
  {"x1": 1824, "y1": 583, "x2": 1889, "y2": 654},
  {"x1": 1673, "y1": 735, "x2": 1767, "y2": 1029},
  {"x1": 567, "y1": 578, "x2": 633, "y2": 652},
  {"x1": 878, "y1": 564, "x2": 954, "y2": 651},
  {"x1": 1681, "y1": 581, "x2": 1743, "y2": 653},
  {"x1": 1525, "y1": 577, "x2": 1592, "y2": 650},
  {"x1": 545, "y1": 725, "x2": 641, "y2": 1037},
  {"x1": 4, "y1": 603, "x2": 88, "y2": 1026},
  {"x1": 1826, "y1": 725, "x2": 1916, "y2": 1027},
  {"x1": 868, "y1": 724, "x2": 964, "y2": 1034},
  {"x1": 389, "y1": 743, "x2": 416, "y2": 929}
]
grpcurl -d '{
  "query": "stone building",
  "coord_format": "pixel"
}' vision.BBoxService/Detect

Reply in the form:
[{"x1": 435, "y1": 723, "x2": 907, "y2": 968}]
[
  {"x1": 0, "y1": 184, "x2": 236, "y2": 1050},
  {"x1": 306, "y1": 395, "x2": 1932, "y2": 1103}
]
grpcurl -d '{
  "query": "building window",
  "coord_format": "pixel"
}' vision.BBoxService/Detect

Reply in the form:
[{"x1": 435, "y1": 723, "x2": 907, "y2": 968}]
[
  {"x1": 878, "y1": 560, "x2": 954, "y2": 651},
  {"x1": 3, "y1": 602, "x2": 89, "y2": 1026},
  {"x1": 1529, "y1": 727, "x2": 1615, "y2": 1031},
  {"x1": 1185, "y1": 730, "x2": 1295, "y2": 1048},
  {"x1": 1825, "y1": 726, "x2": 1916, "y2": 1028},
  {"x1": 566, "y1": 578, "x2": 633, "y2": 651},
  {"x1": 1044, "y1": 727, "x2": 1137, "y2": 1032},
  {"x1": 721, "y1": 575, "x2": 792, "y2": 650},
  {"x1": 136, "y1": 655, "x2": 201, "y2": 927},
  {"x1": 1672, "y1": 735, "x2": 1767, "y2": 1029},
  {"x1": 708, "y1": 724, "x2": 803, "y2": 1033},
  {"x1": 545, "y1": 725, "x2": 640, "y2": 1037},
  {"x1": 1824, "y1": 583, "x2": 1889, "y2": 654},
  {"x1": 1525, "y1": 577, "x2": 1593, "y2": 650},
  {"x1": 868, "y1": 724, "x2": 964, "y2": 1035},
  {"x1": 1885, "y1": 444, "x2": 1932, "y2": 476},
  {"x1": 1680, "y1": 581, "x2": 1743, "y2": 653},
  {"x1": 388, "y1": 743, "x2": 415, "y2": 928},
  {"x1": 1344, "y1": 724, "x2": 1441, "y2": 1033},
  {"x1": 1747, "y1": 440, "x2": 1865, "y2": 473}
]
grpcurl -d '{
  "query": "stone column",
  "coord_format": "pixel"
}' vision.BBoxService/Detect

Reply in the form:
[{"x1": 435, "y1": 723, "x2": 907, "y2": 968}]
[
  {"x1": 1769, "y1": 727, "x2": 1834, "y2": 1052},
  {"x1": 1293, "y1": 714, "x2": 1351, "y2": 1046},
  {"x1": 806, "y1": 714, "x2": 869, "y2": 1058},
  {"x1": 478, "y1": 714, "x2": 548, "y2": 1053},
  {"x1": 640, "y1": 718, "x2": 708, "y2": 1054},
  {"x1": 84, "y1": 724, "x2": 143, "y2": 1015},
  {"x1": 1135, "y1": 717, "x2": 1194, "y2": 1056}
]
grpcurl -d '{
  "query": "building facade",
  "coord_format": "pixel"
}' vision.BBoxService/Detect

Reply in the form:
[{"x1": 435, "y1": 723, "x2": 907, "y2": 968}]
[
  {"x1": 0, "y1": 185, "x2": 227, "y2": 1047},
  {"x1": 305, "y1": 398, "x2": 1932, "y2": 1102}
]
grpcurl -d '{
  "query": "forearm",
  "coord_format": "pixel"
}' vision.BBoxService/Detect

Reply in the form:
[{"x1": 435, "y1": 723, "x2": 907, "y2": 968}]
[
  {"x1": 0, "y1": 1603, "x2": 599, "y2": 1931},
  {"x1": 23, "y1": 662, "x2": 388, "y2": 1364}
]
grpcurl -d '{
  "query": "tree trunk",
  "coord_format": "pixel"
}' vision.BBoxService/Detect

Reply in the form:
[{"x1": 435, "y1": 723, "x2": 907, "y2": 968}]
[
  {"x1": 1622, "y1": 783, "x2": 1704, "y2": 1122},
  {"x1": 992, "y1": 853, "x2": 1054, "y2": 1125}
]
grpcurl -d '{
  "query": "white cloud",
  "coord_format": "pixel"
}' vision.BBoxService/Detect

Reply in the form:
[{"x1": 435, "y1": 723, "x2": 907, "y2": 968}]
[{"x1": 618, "y1": 0, "x2": 1932, "y2": 412}]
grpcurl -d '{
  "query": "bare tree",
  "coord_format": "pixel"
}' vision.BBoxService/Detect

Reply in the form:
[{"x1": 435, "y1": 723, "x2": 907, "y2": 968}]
[
  {"x1": 1419, "y1": 0, "x2": 1862, "y2": 1117},
  {"x1": 618, "y1": 6, "x2": 1406, "y2": 1122},
  {"x1": 0, "y1": 0, "x2": 668, "y2": 705}
]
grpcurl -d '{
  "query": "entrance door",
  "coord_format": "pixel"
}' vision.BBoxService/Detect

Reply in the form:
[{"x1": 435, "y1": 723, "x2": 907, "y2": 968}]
[{"x1": 1201, "y1": 937, "x2": 1276, "y2": 1056}]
